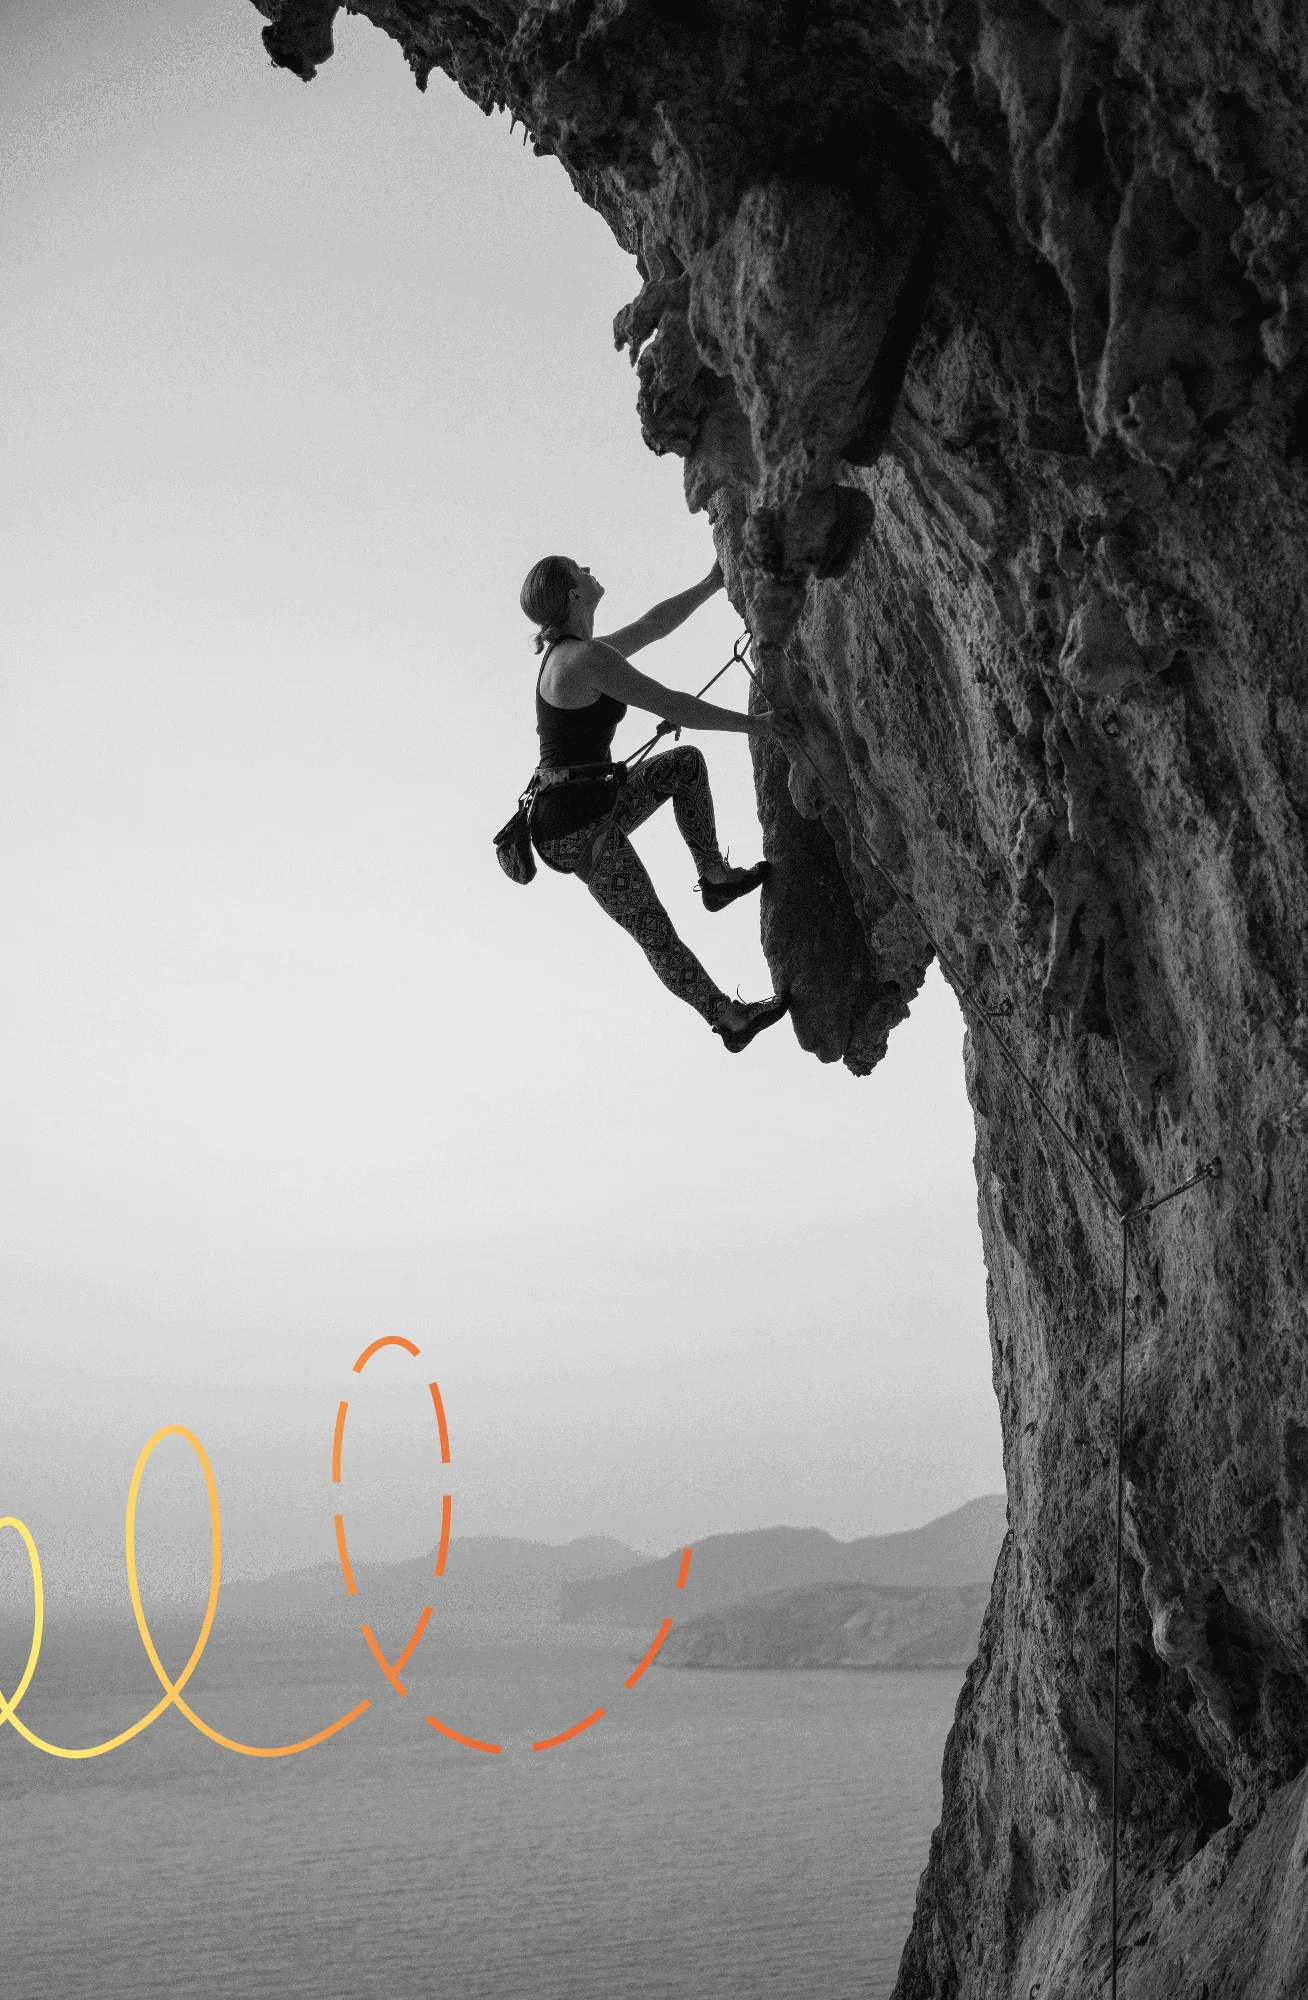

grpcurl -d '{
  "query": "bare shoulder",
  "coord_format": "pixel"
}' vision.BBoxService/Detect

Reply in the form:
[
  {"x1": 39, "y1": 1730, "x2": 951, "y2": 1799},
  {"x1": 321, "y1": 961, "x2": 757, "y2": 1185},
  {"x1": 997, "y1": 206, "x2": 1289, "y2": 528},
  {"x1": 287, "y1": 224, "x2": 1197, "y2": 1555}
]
[{"x1": 540, "y1": 636, "x2": 609, "y2": 708}]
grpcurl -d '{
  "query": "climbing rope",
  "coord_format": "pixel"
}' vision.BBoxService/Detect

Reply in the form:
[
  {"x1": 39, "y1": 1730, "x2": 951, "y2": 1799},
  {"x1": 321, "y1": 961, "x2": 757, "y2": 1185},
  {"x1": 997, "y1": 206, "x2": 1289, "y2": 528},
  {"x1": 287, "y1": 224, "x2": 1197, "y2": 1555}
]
[
  {"x1": 714, "y1": 624, "x2": 1219, "y2": 1995},
  {"x1": 624, "y1": 632, "x2": 751, "y2": 770}
]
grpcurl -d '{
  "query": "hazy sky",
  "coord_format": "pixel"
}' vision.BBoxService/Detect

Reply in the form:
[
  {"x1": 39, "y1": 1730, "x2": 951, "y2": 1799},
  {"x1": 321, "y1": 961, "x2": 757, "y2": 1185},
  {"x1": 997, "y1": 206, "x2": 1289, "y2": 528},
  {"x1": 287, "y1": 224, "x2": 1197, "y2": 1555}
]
[{"x1": 1, "y1": 0, "x2": 1004, "y2": 1599}]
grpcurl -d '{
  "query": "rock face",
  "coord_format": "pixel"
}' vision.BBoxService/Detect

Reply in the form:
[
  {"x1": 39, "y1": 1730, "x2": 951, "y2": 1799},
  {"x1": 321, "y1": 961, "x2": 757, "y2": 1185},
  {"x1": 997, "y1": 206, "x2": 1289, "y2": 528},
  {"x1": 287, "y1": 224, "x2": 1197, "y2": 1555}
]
[{"x1": 251, "y1": 5, "x2": 1308, "y2": 1994}]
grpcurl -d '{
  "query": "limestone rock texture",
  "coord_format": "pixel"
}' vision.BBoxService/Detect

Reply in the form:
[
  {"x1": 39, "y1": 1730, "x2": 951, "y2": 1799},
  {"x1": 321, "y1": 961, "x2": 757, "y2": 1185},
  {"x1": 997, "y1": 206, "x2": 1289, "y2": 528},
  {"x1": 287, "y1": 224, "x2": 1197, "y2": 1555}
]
[{"x1": 251, "y1": 4, "x2": 1308, "y2": 1994}]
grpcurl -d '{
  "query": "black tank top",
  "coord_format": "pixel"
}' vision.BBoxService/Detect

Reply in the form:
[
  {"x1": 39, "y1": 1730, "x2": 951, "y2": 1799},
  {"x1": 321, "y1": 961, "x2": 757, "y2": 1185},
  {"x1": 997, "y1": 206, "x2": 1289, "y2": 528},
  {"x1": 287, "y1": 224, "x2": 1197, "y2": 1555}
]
[{"x1": 535, "y1": 640, "x2": 627, "y2": 771}]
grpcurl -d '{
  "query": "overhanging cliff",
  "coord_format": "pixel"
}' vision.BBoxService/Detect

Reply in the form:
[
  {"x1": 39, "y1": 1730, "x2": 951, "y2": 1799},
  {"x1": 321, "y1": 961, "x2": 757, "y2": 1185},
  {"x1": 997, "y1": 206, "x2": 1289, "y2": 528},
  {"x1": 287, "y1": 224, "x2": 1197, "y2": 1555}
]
[{"x1": 248, "y1": 5, "x2": 1308, "y2": 1994}]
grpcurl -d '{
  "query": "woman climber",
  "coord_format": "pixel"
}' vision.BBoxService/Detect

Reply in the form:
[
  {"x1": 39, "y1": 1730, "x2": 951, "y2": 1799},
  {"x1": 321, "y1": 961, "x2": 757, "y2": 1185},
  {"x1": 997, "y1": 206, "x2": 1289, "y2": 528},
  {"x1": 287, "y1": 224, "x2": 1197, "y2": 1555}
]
[{"x1": 520, "y1": 553, "x2": 790, "y2": 1053}]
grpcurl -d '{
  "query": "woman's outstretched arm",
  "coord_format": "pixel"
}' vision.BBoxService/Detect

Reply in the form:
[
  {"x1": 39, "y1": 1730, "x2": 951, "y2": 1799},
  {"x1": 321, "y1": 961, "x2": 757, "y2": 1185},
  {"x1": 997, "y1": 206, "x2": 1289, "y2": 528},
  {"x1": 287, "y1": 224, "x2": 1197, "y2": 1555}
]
[
  {"x1": 564, "y1": 638, "x2": 768, "y2": 736},
  {"x1": 600, "y1": 563, "x2": 722, "y2": 657}
]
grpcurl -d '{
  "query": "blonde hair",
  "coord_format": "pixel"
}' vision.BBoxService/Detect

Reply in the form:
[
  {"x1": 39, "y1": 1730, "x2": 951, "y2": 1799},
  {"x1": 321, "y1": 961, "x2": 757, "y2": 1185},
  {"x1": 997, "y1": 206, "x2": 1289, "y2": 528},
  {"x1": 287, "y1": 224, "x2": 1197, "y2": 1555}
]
[{"x1": 519, "y1": 555, "x2": 575, "y2": 653}]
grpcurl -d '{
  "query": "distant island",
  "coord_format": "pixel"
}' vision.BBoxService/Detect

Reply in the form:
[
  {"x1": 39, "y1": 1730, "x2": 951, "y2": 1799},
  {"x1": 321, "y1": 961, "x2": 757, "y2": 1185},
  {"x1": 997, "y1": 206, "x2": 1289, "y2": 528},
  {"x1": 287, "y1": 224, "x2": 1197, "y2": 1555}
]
[
  {"x1": 139, "y1": 1495, "x2": 1007, "y2": 1675},
  {"x1": 656, "y1": 1580, "x2": 991, "y2": 1670},
  {"x1": 564, "y1": 1493, "x2": 1005, "y2": 1614},
  {"x1": 563, "y1": 1493, "x2": 1007, "y2": 1673}
]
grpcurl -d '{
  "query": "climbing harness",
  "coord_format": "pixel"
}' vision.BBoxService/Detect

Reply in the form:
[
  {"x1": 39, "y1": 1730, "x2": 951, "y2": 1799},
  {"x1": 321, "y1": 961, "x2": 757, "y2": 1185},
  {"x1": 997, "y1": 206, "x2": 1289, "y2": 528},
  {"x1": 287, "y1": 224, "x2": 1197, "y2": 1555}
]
[
  {"x1": 529, "y1": 760, "x2": 629, "y2": 872},
  {"x1": 722, "y1": 624, "x2": 1219, "y2": 1998}
]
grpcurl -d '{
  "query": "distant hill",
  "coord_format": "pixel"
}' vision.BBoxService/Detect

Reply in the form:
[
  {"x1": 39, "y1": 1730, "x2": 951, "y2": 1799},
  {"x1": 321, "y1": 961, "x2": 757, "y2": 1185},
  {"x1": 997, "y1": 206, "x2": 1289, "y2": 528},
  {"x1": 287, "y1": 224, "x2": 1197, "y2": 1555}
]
[
  {"x1": 657, "y1": 1581, "x2": 991, "y2": 1670},
  {"x1": 221, "y1": 1533, "x2": 645, "y2": 1630},
  {"x1": 562, "y1": 1496, "x2": 1007, "y2": 1629}
]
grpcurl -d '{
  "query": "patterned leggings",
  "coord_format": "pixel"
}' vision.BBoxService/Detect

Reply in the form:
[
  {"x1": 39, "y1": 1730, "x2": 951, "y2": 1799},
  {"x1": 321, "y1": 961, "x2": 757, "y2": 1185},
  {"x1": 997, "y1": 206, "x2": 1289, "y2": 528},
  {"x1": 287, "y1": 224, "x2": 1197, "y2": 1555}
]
[{"x1": 534, "y1": 747, "x2": 729, "y2": 1026}]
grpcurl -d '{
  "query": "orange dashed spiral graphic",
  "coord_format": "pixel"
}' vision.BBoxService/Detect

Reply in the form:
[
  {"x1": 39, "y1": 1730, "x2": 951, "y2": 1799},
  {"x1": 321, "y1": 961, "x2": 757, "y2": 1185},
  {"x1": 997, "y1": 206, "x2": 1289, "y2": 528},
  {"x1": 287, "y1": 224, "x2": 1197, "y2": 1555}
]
[
  {"x1": 335, "y1": 1337, "x2": 693, "y2": 1752},
  {"x1": 2, "y1": 1345, "x2": 693, "y2": 1760}
]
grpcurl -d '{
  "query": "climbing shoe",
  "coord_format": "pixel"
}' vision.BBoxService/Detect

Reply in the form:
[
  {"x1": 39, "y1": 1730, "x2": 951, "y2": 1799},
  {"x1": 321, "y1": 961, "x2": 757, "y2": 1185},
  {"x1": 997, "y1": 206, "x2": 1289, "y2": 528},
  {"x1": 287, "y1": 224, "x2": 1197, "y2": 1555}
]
[
  {"x1": 713, "y1": 993, "x2": 790, "y2": 1054},
  {"x1": 697, "y1": 860, "x2": 771, "y2": 913}
]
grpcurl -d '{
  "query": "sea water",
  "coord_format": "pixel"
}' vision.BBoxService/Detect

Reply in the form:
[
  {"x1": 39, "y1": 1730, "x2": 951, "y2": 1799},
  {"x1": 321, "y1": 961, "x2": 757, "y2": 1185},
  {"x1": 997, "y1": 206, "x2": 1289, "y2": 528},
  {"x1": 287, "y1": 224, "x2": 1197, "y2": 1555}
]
[{"x1": 0, "y1": 1617, "x2": 962, "y2": 2000}]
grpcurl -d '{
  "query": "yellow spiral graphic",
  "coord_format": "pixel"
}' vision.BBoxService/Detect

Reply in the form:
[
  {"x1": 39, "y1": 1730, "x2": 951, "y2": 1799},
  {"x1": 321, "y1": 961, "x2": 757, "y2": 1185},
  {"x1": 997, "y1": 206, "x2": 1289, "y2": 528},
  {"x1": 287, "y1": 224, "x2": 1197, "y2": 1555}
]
[
  {"x1": 0, "y1": 1425, "x2": 369, "y2": 1759},
  {"x1": 4, "y1": 1358, "x2": 692, "y2": 1757}
]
